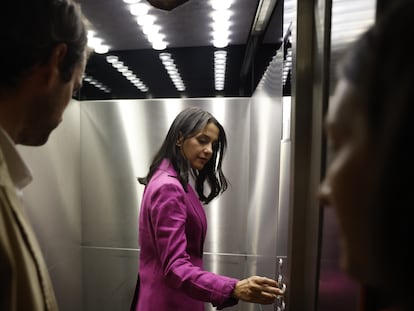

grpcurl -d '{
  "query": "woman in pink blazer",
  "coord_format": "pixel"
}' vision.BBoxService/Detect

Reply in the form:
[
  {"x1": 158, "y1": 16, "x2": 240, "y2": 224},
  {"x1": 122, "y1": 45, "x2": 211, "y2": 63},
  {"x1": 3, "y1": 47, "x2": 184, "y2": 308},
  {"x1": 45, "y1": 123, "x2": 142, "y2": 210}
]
[{"x1": 132, "y1": 107, "x2": 283, "y2": 310}]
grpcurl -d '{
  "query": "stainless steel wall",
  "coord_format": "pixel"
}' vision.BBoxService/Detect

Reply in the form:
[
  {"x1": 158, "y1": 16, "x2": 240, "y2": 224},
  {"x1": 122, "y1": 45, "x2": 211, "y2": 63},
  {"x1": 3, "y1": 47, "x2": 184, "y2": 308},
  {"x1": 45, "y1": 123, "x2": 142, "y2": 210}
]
[
  {"x1": 249, "y1": 44, "x2": 286, "y2": 311},
  {"x1": 80, "y1": 97, "x2": 283, "y2": 311},
  {"x1": 18, "y1": 101, "x2": 82, "y2": 311},
  {"x1": 15, "y1": 93, "x2": 284, "y2": 311}
]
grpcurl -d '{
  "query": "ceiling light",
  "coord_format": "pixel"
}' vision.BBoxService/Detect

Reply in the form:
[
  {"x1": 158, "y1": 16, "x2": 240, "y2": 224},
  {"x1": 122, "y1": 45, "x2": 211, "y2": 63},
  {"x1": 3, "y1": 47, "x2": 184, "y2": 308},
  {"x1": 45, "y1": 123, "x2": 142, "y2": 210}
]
[
  {"x1": 152, "y1": 41, "x2": 167, "y2": 50},
  {"x1": 159, "y1": 53, "x2": 186, "y2": 92},
  {"x1": 87, "y1": 30, "x2": 110, "y2": 54},
  {"x1": 83, "y1": 75, "x2": 111, "y2": 94},
  {"x1": 214, "y1": 50, "x2": 227, "y2": 91},
  {"x1": 211, "y1": 0, "x2": 232, "y2": 10},
  {"x1": 137, "y1": 14, "x2": 156, "y2": 26},
  {"x1": 122, "y1": 70, "x2": 133, "y2": 76},
  {"x1": 211, "y1": 10, "x2": 232, "y2": 22},
  {"x1": 159, "y1": 53, "x2": 171, "y2": 60},
  {"x1": 130, "y1": 3, "x2": 150, "y2": 16},
  {"x1": 112, "y1": 61, "x2": 124, "y2": 68},
  {"x1": 123, "y1": 0, "x2": 140, "y2": 3},
  {"x1": 213, "y1": 31, "x2": 230, "y2": 41},
  {"x1": 126, "y1": 74, "x2": 137, "y2": 80},
  {"x1": 213, "y1": 39, "x2": 229, "y2": 48},
  {"x1": 142, "y1": 24, "x2": 161, "y2": 36},
  {"x1": 211, "y1": 20, "x2": 231, "y2": 31},
  {"x1": 147, "y1": 33, "x2": 166, "y2": 43},
  {"x1": 106, "y1": 55, "x2": 118, "y2": 63},
  {"x1": 87, "y1": 37, "x2": 102, "y2": 48},
  {"x1": 94, "y1": 44, "x2": 110, "y2": 54},
  {"x1": 214, "y1": 50, "x2": 227, "y2": 58},
  {"x1": 108, "y1": 57, "x2": 149, "y2": 93},
  {"x1": 210, "y1": 2, "x2": 233, "y2": 49},
  {"x1": 133, "y1": 10, "x2": 167, "y2": 50},
  {"x1": 164, "y1": 63, "x2": 176, "y2": 69},
  {"x1": 117, "y1": 67, "x2": 128, "y2": 72},
  {"x1": 162, "y1": 59, "x2": 174, "y2": 66}
]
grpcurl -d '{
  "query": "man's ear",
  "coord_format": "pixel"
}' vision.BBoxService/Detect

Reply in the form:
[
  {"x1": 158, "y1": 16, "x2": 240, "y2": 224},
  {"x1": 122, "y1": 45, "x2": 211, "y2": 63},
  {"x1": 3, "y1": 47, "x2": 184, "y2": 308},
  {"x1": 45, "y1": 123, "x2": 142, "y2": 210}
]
[
  {"x1": 51, "y1": 43, "x2": 68, "y2": 70},
  {"x1": 146, "y1": 0, "x2": 190, "y2": 11},
  {"x1": 41, "y1": 43, "x2": 68, "y2": 87}
]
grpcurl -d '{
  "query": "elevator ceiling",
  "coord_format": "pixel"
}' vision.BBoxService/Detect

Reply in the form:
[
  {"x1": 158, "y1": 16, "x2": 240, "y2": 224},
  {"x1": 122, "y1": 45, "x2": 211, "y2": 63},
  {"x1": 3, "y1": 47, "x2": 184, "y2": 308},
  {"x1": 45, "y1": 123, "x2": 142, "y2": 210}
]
[{"x1": 75, "y1": 0, "x2": 283, "y2": 100}]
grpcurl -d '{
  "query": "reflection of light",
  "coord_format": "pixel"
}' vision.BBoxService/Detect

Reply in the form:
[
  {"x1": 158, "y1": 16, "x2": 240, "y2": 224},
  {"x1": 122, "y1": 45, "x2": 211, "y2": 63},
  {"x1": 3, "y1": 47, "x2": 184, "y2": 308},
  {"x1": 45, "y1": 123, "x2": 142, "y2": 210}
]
[
  {"x1": 209, "y1": 200, "x2": 220, "y2": 256},
  {"x1": 282, "y1": 97, "x2": 291, "y2": 140},
  {"x1": 249, "y1": 95, "x2": 275, "y2": 254},
  {"x1": 331, "y1": 0, "x2": 375, "y2": 47},
  {"x1": 118, "y1": 101, "x2": 150, "y2": 200},
  {"x1": 283, "y1": 0, "x2": 296, "y2": 35},
  {"x1": 210, "y1": 98, "x2": 226, "y2": 126},
  {"x1": 163, "y1": 99, "x2": 185, "y2": 129},
  {"x1": 119, "y1": 102, "x2": 145, "y2": 176}
]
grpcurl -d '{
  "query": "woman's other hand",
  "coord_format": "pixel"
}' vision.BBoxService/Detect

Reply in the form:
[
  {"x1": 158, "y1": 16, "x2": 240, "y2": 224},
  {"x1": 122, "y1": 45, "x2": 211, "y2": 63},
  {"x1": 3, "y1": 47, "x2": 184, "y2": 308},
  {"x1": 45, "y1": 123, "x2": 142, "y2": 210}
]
[{"x1": 231, "y1": 276, "x2": 284, "y2": 304}]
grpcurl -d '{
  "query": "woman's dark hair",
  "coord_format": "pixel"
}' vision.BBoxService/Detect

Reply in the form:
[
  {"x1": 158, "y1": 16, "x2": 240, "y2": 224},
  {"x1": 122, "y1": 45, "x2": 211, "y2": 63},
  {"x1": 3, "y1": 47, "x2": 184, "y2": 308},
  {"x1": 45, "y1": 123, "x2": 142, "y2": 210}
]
[
  {"x1": 138, "y1": 107, "x2": 228, "y2": 204},
  {"x1": 340, "y1": 1, "x2": 414, "y2": 307},
  {"x1": 0, "y1": 0, "x2": 88, "y2": 89}
]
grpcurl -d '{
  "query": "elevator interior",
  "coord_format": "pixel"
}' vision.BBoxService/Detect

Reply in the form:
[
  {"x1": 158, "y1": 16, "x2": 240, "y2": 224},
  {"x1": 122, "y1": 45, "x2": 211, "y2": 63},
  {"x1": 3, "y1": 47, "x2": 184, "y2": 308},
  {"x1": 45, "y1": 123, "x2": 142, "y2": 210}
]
[{"x1": 16, "y1": 0, "x2": 378, "y2": 310}]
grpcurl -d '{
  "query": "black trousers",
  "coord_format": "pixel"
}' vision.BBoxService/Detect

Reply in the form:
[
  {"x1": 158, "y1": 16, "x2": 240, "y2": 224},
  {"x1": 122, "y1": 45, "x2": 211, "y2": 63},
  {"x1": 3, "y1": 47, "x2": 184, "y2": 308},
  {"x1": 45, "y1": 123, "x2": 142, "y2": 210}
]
[{"x1": 130, "y1": 274, "x2": 140, "y2": 311}]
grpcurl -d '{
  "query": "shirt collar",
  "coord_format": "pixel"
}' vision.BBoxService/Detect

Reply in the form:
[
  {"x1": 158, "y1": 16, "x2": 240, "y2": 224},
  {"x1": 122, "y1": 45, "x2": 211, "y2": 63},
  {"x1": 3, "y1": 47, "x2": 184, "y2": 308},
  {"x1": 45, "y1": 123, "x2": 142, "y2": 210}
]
[{"x1": 0, "y1": 127, "x2": 33, "y2": 190}]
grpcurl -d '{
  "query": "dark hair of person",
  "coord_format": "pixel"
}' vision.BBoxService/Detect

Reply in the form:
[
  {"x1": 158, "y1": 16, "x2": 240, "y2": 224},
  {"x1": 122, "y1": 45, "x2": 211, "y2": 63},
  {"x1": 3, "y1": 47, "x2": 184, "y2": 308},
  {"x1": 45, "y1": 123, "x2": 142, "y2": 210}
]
[
  {"x1": 0, "y1": 0, "x2": 87, "y2": 89},
  {"x1": 138, "y1": 107, "x2": 228, "y2": 204},
  {"x1": 339, "y1": 1, "x2": 414, "y2": 309}
]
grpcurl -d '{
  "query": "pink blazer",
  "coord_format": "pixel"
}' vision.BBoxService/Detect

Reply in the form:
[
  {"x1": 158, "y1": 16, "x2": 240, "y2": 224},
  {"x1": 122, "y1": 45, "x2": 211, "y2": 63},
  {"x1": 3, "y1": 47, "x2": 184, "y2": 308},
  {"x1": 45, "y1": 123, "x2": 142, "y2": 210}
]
[{"x1": 136, "y1": 159, "x2": 238, "y2": 311}]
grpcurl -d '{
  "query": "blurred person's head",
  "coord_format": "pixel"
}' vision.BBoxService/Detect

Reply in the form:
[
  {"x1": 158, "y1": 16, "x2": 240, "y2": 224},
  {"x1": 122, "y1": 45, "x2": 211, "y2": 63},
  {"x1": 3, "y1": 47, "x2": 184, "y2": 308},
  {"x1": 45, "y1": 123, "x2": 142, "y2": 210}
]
[
  {"x1": 0, "y1": 0, "x2": 88, "y2": 146},
  {"x1": 319, "y1": 1, "x2": 414, "y2": 309}
]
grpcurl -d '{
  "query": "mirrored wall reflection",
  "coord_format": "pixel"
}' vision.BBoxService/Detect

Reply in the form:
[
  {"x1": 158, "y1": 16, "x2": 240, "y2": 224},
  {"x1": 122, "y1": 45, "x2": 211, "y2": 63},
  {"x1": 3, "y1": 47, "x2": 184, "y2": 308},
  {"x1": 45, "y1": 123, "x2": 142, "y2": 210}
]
[
  {"x1": 329, "y1": 0, "x2": 376, "y2": 89},
  {"x1": 318, "y1": 1, "x2": 377, "y2": 310}
]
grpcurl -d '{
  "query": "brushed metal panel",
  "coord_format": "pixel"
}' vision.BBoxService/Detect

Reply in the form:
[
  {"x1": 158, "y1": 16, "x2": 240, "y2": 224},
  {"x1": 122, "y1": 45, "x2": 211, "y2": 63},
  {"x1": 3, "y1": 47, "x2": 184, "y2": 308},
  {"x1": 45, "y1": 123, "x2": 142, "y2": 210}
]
[
  {"x1": 83, "y1": 249, "x2": 278, "y2": 311},
  {"x1": 80, "y1": 96, "x2": 285, "y2": 310},
  {"x1": 247, "y1": 50, "x2": 283, "y2": 259},
  {"x1": 203, "y1": 253, "x2": 279, "y2": 311},
  {"x1": 82, "y1": 247, "x2": 139, "y2": 311},
  {"x1": 81, "y1": 98, "x2": 251, "y2": 254},
  {"x1": 18, "y1": 100, "x2": 82, "y2": 311},
  {"x1": 277, "y1": 140, "x2": 291, "y2": 257}
]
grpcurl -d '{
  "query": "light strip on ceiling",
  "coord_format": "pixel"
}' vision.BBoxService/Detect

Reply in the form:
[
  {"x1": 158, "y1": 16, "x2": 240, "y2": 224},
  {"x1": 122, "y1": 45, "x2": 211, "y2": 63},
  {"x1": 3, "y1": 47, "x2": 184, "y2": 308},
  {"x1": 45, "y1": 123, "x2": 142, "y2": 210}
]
[
  {"x1": 214, "y1": 50, "x2": 227, "y2": 91},
  {"x1": 106, "y1": 55, "x2": 149, "y2": 92},
  {"x1": 282, "y1": 48, "x2": 292, "y2": 86},
  {"x1": 210, "y1": 0, "x2": 233, "y2": 48},
  {"x1": 159, "y1": 53, "x2": 186, "y2": 92},
  {"x1": 122, "y1": 0, "x2": 168, "y2": 50},
  {"x1": 83, "y1": 74, "x2": 111, "y2": 93},
  {"x1": 87, "y1": 30, "x2": 110, "y2": 54}
]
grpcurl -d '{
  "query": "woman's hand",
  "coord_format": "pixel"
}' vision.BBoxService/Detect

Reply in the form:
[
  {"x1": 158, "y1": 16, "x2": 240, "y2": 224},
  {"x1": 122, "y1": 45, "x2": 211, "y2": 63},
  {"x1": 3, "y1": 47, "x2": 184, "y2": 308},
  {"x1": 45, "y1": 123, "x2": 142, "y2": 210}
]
[{"x1": 231, "y1": 276, "x2": 284, "y2": 304}]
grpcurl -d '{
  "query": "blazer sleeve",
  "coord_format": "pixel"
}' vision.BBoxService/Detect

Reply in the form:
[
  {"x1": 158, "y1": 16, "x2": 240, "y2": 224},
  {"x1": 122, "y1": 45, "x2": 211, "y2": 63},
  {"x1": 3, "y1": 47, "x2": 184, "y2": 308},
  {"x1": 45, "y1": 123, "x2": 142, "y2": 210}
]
[{"x1": 149, "y1": 182, "x2": 239, "y2": 309}]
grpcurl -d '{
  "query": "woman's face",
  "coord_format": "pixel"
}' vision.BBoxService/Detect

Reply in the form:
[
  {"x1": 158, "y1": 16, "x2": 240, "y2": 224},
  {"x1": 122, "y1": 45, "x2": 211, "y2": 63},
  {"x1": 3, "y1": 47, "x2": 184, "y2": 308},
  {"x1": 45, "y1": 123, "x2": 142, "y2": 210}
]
[
  {"x1": 178, "y1": 122, "x2": 219, "y2": 170},
  {"x1": 319, "y1": 78, "x2": 381, "y2": 286}
]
